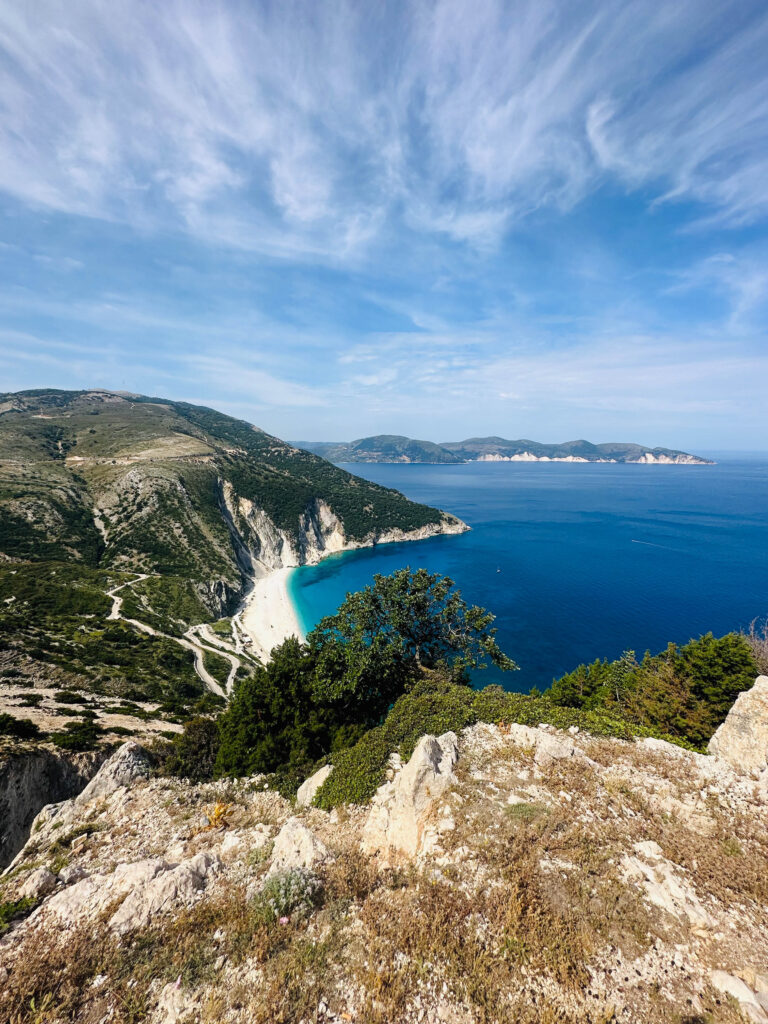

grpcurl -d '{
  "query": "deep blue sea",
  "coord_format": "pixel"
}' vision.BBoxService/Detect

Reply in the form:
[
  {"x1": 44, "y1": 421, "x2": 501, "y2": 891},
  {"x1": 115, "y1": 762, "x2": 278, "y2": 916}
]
[{"x1": 289, "y1": 458, "x2": 768, "y2": 692}]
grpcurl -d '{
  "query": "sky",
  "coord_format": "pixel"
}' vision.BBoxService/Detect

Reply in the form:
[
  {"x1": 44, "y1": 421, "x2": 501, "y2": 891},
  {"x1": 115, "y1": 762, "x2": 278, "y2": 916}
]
[{"x1": 1, "y1": 0, "x2": 767, "y2": 450}]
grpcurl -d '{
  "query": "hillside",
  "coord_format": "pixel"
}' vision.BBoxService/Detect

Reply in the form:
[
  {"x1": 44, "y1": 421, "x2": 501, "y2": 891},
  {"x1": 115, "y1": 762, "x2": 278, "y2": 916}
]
[
  {"x1": 298, "y1": 434, "x2": 713, "y2": 464},
  {"x1": 297, "y1": 435, "x2": 464, "y2": 464},
  {"x1": 1, "y1": 677, "x2": 767, "y2": 1024},
  {"x1": 0, "y1": 390, "x2": 465, "y2": 704}
]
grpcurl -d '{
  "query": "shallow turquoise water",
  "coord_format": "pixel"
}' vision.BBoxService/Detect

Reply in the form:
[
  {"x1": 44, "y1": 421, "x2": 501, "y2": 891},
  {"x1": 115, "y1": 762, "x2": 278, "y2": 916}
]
[{"x1": 289, "y1": 458, "x2": 768, "y2": 692}]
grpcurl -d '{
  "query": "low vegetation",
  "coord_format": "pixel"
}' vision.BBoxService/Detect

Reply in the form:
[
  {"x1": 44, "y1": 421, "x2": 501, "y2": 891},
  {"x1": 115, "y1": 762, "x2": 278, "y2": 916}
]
[
  {"x1": 164, "y1": 570, "x2": 759, "y2": 811},
  {"x1": 547, "y1": 631, "x2": 759, "y2": 748}
]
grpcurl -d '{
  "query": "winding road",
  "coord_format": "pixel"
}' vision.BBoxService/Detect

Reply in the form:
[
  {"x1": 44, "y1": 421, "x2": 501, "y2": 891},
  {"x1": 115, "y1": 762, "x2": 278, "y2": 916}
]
[{"x1": 105, "y1": 575, "x2": 238, "y2": 698}]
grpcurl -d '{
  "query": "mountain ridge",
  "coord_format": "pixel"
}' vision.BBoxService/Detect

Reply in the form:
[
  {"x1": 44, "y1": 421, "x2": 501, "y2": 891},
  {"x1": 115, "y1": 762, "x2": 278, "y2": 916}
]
[{"x1": 297, "y1": 434, "x2": 714, "y2": 465}]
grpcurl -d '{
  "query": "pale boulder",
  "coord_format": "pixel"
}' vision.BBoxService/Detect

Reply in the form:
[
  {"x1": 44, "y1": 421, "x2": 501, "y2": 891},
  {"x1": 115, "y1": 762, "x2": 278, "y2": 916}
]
[
  {"x1": 296, "y1": 764, "x2": 333, "y2": 808},
  {"x1": 711, "y1": 971, "x2": 768, "y2": 1024},
  {"x1": 361, "y1": 731, "x2": 459, "y2": 859},
  {"x1": 75, "y1": 741, "x2": 153, "y2": 807},
  {"x1": 708, "y1": 676, "x2": 768, "y2": 777},
  {"x1": 109, "y1": 852, "x2": 221, "y2": 935},
  {"x1": 18, "y1": 866, "x2": 57, "y2": 900},
  {"x1": 622, "y1": 841, "x2": 714, "y2": 930},
  {"x1": 268, "y1": 818, "x2": 331, "y2": 876}
]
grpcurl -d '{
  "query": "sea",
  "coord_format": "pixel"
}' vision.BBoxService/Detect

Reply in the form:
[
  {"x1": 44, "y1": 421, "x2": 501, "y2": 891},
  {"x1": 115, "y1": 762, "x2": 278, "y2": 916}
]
[{"x1": 289, "y1": 457, "x2": 768, "y2": 692}]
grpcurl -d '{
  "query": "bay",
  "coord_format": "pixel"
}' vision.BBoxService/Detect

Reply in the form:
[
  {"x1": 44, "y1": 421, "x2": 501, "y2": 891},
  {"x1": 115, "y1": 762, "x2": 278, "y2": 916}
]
[{"x1": 289, "y1": 458, "x2": 768, "y2": 692}]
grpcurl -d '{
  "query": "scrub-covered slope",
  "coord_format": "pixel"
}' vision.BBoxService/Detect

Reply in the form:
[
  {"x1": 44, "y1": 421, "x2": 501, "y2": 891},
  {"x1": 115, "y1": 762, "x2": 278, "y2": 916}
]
[
  {"x1": 0, "y1": 389, "x2": 465, "y2": 614},
  {"x1": 0, "y1": 390, "x2": 465, "y2": 703}
]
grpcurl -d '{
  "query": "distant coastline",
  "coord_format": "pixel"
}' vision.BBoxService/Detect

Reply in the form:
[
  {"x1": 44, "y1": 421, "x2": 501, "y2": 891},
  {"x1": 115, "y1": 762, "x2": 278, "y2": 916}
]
[{"x1": 296, "y1": 434, "x2": 714, "y2": 466}]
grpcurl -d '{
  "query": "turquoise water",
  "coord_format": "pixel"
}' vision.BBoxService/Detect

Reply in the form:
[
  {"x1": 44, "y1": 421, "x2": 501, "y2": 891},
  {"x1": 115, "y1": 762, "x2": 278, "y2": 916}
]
[{"x1": 289, "y1": 458, "x2": 768, "y2": 692}]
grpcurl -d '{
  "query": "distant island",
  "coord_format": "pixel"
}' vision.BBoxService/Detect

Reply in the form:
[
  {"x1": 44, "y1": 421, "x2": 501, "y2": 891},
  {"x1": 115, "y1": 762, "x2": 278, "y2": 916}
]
[{"x1": 296, "y1": 434, "x2": 714, "y2": 465}]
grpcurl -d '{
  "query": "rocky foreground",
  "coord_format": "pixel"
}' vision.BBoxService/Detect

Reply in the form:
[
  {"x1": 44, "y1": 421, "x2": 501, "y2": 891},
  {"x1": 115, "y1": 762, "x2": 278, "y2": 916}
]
[{"x1": 1, "y1": 680, "x2": 768, "y2": 1024}]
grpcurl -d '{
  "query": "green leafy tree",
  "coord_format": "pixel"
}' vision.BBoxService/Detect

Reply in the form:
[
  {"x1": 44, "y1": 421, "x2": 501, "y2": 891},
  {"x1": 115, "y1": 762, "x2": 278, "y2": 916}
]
[
  {"x1": 165, "y1": 716, "x2": 220, "y2": 782},
  {"x1": 309, "y1": 568, "x2": 517, "y2": 723},
  {"x1": 215, "y1": 637, "x2": 345, "y2": 778},
  {"x1": 211, "y1": 571, "x2": 516, "y2": 781}
]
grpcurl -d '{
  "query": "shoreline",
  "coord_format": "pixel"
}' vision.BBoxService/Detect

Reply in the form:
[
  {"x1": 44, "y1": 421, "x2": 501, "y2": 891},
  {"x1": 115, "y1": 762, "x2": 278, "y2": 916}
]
[
  {"x1": 239, "y1": 567, "x2": 304, "y2": 663},
  {"x1": 237, "y1": 518, "x2": 468, "y2": 663}
]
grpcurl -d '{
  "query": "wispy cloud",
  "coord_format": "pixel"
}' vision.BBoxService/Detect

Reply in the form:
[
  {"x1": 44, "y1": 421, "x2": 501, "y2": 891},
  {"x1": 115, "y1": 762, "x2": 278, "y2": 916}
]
[
  {"x1": 1, "y1": 1, "x2": 768, "y2": 254},
  {"x1": 2, "y1": 1, "x2": 768, "y2": 447}
]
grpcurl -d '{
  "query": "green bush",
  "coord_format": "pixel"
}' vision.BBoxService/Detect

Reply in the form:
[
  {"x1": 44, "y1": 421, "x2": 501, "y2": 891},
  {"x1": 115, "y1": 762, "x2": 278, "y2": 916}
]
[
  {"x1": 547, "y1": 632, "x2": 758, "y2": 748},
  {"x1": 314, "y1": 677, "x2": 687, "y2": 810},
  {"x1": 53, "y1": 690, "x2": 88, "y2": 705},
  {"x1": 0, "y1": 897, "x2": 36, "y2": 935},
  {"x1": 51, "y1": 720, "x2": 103, "y2": 751},
  {"x1": 164, "y1": 717, "x2": 220, "y2": 782},
  {"x1": 0, "y1": 713, "x2": 42, "y2": 740}
]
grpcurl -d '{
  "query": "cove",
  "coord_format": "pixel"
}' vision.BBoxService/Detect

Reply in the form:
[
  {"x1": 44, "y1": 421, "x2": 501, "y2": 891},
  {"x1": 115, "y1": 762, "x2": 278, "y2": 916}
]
[{"x1": 289, "y1": 458, "x2": 768, "y2": 692}]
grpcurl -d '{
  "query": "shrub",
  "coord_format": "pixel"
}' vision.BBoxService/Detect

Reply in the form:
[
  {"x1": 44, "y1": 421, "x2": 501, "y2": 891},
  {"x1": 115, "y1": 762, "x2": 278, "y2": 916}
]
[
  {"x1": 744, "y1": 617, "x2": 768, "y2": 675},
  {"x1": 164, "y1": 716, "x2": 220, "y2": 783},
  {"x1": 0, "y1": 713, "x2": 42, "y2": 740},
  {"x1": 255, "y1": 868, "x2": 322, "y2": 921},
  {"x1": 314, "y1": 676, "x2": 687, "y2": 810},
  {"x1": 51, "y1": 720, "x2": 103, "y2": 751},
  {"x1": 17, "y1": 693, "x2": 43, "y2": 707},
  {"x1": 547, "y1": 631, "x2": 758, "y2": 748},
  {"x1": 53, "y1": 690, "x2": 89, "y2": 704},
  {"x1": 0, "y1": 897, "x2": 36, "y2": 935}
]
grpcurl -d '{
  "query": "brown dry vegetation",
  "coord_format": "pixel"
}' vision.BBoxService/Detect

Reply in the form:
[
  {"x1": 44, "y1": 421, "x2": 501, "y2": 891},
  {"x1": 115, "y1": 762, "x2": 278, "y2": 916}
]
[{"x1": 1, "y1": 724, "x2": 767, "y2": 1024}]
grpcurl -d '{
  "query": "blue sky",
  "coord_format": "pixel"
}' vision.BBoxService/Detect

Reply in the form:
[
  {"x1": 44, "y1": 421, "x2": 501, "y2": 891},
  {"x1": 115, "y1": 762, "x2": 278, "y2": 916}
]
[{"x1": 1, "y1": 0, "x2": 767, "y2": 449}]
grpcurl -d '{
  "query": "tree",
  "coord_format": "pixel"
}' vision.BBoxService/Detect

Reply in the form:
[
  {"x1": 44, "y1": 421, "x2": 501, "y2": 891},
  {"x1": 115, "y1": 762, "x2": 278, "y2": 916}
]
[
  {"x1": 309, "y1": 568, "x2": 517, "y2": 723},
  {"x1": 165, "y1": 716, "x2": 220, "y2": 782},
  {"x1": 211, "y1": 571, "x2": 516, "y2": 781},
  {"x1": 215, "y1": 637, "x2": 345, "y2": 779}
]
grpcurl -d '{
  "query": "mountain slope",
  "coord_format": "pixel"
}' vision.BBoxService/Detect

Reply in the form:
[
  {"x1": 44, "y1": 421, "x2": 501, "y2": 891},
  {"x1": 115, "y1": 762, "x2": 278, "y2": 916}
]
[
  {"x1": 298, "y1": 434, "x2": 713, "y2": 464},
  {"x1": 297, "y1": 435, "x2": 463, "y2": 464},
  {"x1": 0, "y1": 390, "x2": 465, "y2": 602},
  {"x1": 0, "y1": 390, "x2": 466, "y2": 703}
]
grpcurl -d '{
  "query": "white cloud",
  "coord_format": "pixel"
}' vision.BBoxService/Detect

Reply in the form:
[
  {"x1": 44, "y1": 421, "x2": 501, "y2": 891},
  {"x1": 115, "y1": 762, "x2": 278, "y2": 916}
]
[{"x1": 0, "y1": 0, "x2": 767, "y2": 255}]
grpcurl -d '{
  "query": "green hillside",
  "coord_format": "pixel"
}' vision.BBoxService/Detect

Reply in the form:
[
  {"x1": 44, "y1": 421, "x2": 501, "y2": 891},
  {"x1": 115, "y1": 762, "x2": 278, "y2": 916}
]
[
  {"x1": 0, "y1": 389, "x2": 463, "y2": 705},
  {"x1": 298, "y1": 433, "x2": 712, "y2": 464}
]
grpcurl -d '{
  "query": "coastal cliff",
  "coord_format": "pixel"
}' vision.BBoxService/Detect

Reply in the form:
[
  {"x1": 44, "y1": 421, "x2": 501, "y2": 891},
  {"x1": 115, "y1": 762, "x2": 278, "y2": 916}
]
[
  {"x1": 221, "y1": 484, "x2": 467, "y2": 581},
  {"x1": 0, "y1": 747, "x2": 105, "y2": 869}
]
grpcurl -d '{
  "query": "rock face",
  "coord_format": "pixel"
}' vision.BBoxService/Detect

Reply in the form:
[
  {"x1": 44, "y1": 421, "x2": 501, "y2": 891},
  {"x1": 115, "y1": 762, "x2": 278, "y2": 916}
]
[
  {"x1": 74, "y1": 741, "x2": 153, "y2": 807},
  {"x1": 3, "y1": 741, "x2": 153, "y2": 876},
  {"x1": 268, "y1": 817, "x2": 331, "y2": 875},
  {"x1": 109, "y1": 851, "x2": 221, "y2": 935},
  {"x1": 3, "y1": 715, "x2": 768, "y2": 1024},
  {"x1": 0, "y1": 747, "x2": 104, "y2": 869},
  {"x1": 621, "y1": 841, "x2": 714, "y2": 930},
  {"x1": 295, "y1": 764, "x2": 333, "y2": 808},
  {"x1": 710, "y1": 971, "x2": 768, "y2": 1023},
  {"x1": 222, "y1": 484, "x2": 467, "y2": 582},
  {"x1": 18, "y1": 866, "x2": 57, "y2": 900},
  {"x1": 708, "y1": 676, "x2": 768, "y2": 777},
  {"x1": 361, "y1": 732, "x2": 459, "y2": 859}
]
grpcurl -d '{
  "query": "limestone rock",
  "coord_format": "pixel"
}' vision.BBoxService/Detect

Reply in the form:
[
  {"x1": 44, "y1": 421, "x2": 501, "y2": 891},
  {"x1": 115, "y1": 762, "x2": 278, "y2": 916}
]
[
  {"x1": 75, "y1": 741, "x2": 153, "y2": 807},
  {"x1": 57, "y1": 863, "x2": 88, "y2": 884},
  {"x1": 40, "y1": 857, "x2": 166, "y2": 928},
  {"x1": 361, "y1": 732, "x2": 459, "y2": 859},
  {"x1": 296, "y1": 764, "x2": 333, "y2": 807},
  {"x1": 109, "y1": 852, "x2": 221, "y2": 935},
  {"x1": 532, "y1": 730, "x2": 575, "y2": 766},
  {"x1": 622, "y1": 841, "x2": 714, "y2": 929},
  {"x1": 268, "y1": 818, "x2": 331, "y2": 876},
  {"x1": 18, "y1": 866, "x2": 57, "y2": 900},
  {"x1": 711, "y1": 971, "x2": 768, "y2": 1023},
  {"x1": 152, "y1": 980, "x2": 198, "y2": 1024},
  {"x1": 708, "y1": 677, "x2": 768, "y2": 777}
]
